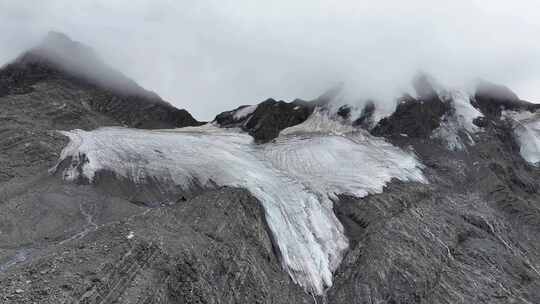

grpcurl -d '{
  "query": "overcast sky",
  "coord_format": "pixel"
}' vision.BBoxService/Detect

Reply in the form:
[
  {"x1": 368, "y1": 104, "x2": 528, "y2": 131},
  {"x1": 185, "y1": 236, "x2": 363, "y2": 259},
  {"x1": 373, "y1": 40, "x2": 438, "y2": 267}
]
[{"x1": 1, "y1": 0, "x2": 539, "y2": 120}]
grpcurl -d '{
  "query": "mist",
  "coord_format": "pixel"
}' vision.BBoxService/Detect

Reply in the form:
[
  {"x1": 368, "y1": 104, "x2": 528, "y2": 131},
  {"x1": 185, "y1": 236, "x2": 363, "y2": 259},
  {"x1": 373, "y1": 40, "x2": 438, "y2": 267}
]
[{"x1": 1, "y1": 0, "x2": 539, "y2": 120}]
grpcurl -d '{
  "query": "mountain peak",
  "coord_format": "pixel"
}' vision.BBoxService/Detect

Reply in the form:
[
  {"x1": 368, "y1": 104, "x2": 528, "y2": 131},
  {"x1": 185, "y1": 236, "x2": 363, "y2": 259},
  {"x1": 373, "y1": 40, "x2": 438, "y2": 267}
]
[
  {"x1": 42, "y1": 31, "x2": 81, "y2": 49},
  {"x1": 475, "y1": 80, "x2": 519, "y2": 102},
  {"x1": 44, "y1": 30, "x2": 73, "y2": 43},
  {"x1": 19, "y1": 31, "x2": 99, "y2": 69},
  {"x1": 10, "y1": 31, "x2": 154, "y2": 98},
  {"x1": 36, "y1": 31, "x2": 99, "y2": 65},
  {"x1": 412, "y1": 72, "x2": 439, "y2": 100},
  {"x1": 474, "y1": 80, "x2": 540, "y2": 117},
  {"x1": 0, "y1": 31, "x2": 201, "y2": 129}
]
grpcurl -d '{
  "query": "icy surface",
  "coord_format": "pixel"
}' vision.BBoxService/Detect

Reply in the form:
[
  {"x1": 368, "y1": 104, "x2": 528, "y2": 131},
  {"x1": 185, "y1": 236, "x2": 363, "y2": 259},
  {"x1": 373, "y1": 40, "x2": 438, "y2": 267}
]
[
  {"x1": 56, "y1": 124, "x2": 425, "y2": 294},
  {"x1": 503, "y1": 110, "x2": 540, "y2": 166}
]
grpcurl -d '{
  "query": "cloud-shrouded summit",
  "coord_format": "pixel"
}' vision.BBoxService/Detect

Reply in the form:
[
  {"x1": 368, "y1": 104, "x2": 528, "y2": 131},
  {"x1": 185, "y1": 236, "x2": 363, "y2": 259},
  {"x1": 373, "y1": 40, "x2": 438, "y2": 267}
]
[{"x1": 1, "y1": 1, "x2": 539, "y2": 120}]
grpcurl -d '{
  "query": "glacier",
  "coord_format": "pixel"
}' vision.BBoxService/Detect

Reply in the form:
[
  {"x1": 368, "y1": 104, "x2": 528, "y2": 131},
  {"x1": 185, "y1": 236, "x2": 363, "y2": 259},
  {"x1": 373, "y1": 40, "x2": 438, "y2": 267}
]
[{"x1": 55, "y1": 119, "x2": 426, "y2": 294}]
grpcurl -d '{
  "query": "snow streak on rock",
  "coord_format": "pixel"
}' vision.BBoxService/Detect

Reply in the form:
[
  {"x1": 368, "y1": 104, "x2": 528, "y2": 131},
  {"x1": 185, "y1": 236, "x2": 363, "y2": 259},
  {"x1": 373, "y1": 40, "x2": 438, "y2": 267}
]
[
  {"x1": 432, "y1": 90, "x2": 483, "y2": 151},
  {"x1": 504, "y1": 110, "x2": 540, "y2": 166},
  {"x1": 233, "y1": 104, "x2": 258, "y2": 120},
  {"x1": 56, "y1": 124, "x2": 425, "y2": 294},
  {"x1": 280, "y1": 108, "x2": 356, "y2": 136},
  {"x1": 452, "y1": 91, "x2": 483, "y2": 133}
]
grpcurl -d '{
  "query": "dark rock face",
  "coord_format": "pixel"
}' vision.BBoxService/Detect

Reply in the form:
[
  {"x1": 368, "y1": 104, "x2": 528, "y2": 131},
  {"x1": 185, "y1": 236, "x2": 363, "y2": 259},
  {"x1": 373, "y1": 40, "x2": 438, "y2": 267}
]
[
  {"x1": 244, "y1": 99, "x2": 314, "y2": 142},
  {"x1": 371, "y1": 93, "x2": 451, "y2": 138},
  {"x1": 474, "y1": 81, "x2": 540, "y2": 118},
  {"x1": 213, "y1": 105, "x2": 255, "y2": 127},
  {"x1": 215, "y1": 98, "x2": 314, "y2": 142}
]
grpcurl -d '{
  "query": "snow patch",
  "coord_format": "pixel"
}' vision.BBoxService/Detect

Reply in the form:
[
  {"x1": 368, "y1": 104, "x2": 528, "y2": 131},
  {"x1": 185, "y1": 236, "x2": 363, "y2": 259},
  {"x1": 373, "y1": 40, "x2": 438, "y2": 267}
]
[
  {"x1": 503, "y1": 110, "x2": 540, "y2": 166},
  {"x1": 451, "y1": 90, "x2": 482, "y2": 133},
  {"x1": 233, "y1": 104, "x2": 258, "y2": 120},
  {"x1": 432, "y1": 90, "x2": 482, "y2": 151},
  {"x1": 280, "y1": 108, "x2": 356, "y2": 136},
  {"x1": 56, "y1": 125, "x2": 425, "y2": 294}
]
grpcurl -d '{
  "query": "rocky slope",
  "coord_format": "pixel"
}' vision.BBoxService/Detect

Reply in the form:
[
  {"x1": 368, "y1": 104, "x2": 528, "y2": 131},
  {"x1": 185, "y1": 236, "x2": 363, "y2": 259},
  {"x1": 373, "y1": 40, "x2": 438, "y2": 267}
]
[{"x1": 1, "y1": 33, "x2": 540, "y2": 304}]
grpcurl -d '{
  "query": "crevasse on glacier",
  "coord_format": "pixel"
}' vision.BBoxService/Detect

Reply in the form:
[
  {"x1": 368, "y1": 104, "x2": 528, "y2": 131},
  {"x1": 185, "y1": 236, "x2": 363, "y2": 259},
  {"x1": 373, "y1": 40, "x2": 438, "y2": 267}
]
[{"x1": 55, "y1": 115, "x2": 426, "y2": 295}]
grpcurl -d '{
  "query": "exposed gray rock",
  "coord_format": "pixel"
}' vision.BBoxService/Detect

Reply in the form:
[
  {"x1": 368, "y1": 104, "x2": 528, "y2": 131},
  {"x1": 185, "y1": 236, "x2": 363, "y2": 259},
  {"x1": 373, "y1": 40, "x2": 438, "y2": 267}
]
[{"x1": 0, "y1": 183, "x2": 312, "y2": 303}]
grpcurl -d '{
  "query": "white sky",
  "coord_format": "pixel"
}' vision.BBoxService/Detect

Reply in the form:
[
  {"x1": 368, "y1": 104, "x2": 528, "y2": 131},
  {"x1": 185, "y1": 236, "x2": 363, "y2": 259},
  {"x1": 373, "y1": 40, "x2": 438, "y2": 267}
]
[{"x1": 1, "y1": 0, "x2": 539, "y2": 120}]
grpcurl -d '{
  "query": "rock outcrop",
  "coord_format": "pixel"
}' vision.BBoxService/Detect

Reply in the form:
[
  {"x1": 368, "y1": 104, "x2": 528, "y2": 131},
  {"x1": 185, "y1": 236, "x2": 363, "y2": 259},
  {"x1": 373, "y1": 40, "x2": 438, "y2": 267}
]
[
  {"x1": 214, "y1": 98, "x2": 314, "y2": 142},
  {"x1": 212, "y1": 86, "x2": 344, "y2": 142}
]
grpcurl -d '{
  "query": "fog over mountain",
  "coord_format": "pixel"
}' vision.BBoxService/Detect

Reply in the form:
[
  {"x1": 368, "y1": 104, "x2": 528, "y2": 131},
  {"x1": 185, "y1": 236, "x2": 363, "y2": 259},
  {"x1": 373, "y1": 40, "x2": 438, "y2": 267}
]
[{"x1": 1, "y1": 1, "x2": 539, "y2": 119}]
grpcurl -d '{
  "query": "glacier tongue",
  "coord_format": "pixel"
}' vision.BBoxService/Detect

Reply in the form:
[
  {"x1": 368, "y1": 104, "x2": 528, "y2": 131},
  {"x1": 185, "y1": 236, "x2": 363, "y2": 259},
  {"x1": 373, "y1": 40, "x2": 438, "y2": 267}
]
[{"x1": 56, "y1": 124, "x2": 425, "y2": 294}]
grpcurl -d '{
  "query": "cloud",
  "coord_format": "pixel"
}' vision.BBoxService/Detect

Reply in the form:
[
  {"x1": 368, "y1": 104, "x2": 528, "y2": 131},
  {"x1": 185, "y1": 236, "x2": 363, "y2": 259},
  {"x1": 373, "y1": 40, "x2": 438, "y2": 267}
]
[{"x1": 1, "y1": 0, "x2": 539, "y2": 119}]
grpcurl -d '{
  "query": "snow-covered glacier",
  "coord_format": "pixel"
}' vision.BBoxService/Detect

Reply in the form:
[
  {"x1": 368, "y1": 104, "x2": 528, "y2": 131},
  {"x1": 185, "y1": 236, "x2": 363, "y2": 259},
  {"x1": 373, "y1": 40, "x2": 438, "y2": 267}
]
[{"x1": 55, "y1": 120, "x2": 426, "y2": 294}]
